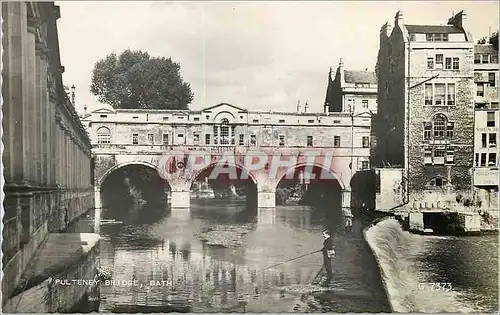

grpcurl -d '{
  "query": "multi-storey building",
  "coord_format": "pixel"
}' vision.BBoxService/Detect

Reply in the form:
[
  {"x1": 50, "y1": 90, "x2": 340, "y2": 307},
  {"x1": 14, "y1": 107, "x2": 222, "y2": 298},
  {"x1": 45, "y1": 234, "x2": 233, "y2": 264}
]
[
  {"x1": 324, "y1": 59, "x2": 378, "y2": 114},
  {"x1": 82, "y1": 103, "x2": 372, "y2": 172},
  {"x1": 375, "y1": 10, "x2": 476, "y2": 211},
  {"x1": 473, "y1": 33, "x2": 499, "y2": 210},
  {"x1": 81, "y1": 103, "x2": 373, "y2": 209},
  {"x1": 2, "y1": 1, "x2": 94, "y2": 310}
]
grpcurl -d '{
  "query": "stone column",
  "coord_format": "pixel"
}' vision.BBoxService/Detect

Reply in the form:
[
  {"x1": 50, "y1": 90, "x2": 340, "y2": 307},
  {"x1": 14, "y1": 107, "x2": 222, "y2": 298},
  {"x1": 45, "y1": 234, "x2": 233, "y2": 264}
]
[
  {"x1": 4, "y1": 2, "x2": 29, "y2": 186},
  {"x1": 63, "y1": 131, "x2": 67, "y2": 187},
  {"x1": 94, "y1": 186, "x2": 101, "y2": 209},
  {"x1": 27, "y1": 17, "x2": 38, "y2": 185},
  {"x1": 74, "y1": 140, "x2": 77, "y2": 188},
  {"x1": 169, "y1": 177, "x2": 191, "y2": 209},
  {"x1": 36, "y1": 43, "x2": 49, "y2": 186},
  {"x1": 49, "y1": 98, "x2": 57, "y2": 187},
  {"x1": 170, "y1": 191, "x2": 191, "y2": 209},
  {"x1": 2, "y1": 3, "x2": 13, "y2": 183},
  {"x1": 35, "y1": 46, "x2": 44, "y2": 186},
  {"x1": 70, "y1": 139, "x2": 73, "y2": 189},
  {"x1": 54, "y1": 127, "x2": 59, "y2": 185}
]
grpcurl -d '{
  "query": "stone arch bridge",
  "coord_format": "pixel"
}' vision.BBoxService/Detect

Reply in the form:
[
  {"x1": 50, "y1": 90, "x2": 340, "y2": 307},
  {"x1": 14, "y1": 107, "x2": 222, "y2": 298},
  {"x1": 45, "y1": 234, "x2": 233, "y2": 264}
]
[
  {"x1": 83, "y1": 103, "x2": 374, "y2": 211},
  {"x1": 94, "y1": 147, "x2": 358, "y2": 210}
]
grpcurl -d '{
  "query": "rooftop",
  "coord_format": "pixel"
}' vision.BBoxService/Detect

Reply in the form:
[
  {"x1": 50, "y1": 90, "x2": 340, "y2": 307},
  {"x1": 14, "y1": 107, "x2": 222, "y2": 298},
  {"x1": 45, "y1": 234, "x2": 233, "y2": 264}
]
[
  {"x1": 344, "y1": 70, "x2": 377, "y2": 84},
  {"x1": 404, "y1": 24, "x2": 463, "y2": 34},
  {"x1": 475, "y1": 44, "x2": 498, "y2": 54}
]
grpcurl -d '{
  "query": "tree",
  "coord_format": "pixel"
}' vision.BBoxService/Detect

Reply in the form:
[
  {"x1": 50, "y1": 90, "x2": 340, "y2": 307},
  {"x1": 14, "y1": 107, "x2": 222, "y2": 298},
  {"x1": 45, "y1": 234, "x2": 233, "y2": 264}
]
[{"x1": 90, "y1": 50, "x2": 193, "y2": 110}]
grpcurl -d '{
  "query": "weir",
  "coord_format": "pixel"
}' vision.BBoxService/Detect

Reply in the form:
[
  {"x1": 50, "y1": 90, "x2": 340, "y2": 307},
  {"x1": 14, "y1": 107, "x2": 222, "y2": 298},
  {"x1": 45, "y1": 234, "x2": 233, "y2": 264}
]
[{"x1": 364, "y1": 218, "x2": 476, "y2": 313}]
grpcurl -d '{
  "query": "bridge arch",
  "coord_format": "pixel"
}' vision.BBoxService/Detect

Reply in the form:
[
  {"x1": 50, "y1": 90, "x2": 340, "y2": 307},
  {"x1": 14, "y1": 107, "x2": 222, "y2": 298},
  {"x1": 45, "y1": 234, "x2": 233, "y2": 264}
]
[
  {"x1": 189, "y1": 160, "x2": 258, "y2": 186},
  {"x1": 98, "y1": 161, "x2": 162, "y2": 188},
  {"x1": 275, "y1": 162, "x2": 347, "y2": 191}
]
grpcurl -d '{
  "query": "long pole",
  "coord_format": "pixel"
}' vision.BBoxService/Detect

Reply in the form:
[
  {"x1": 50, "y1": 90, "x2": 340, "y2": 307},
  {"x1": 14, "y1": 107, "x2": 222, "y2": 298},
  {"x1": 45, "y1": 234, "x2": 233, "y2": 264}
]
[{"x1": 255, "y1": 249, "x2": 322, "y2": 273}]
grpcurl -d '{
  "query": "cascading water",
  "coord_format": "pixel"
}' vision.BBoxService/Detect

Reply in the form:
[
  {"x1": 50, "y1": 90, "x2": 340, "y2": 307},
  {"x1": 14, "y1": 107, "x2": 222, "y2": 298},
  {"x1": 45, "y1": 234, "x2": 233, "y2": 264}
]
[
  {"x1": 364, "y1": 217, "x2": 475, "y2": 313},
  {"x1": 124, "y1": 176, "x2": 147, "y2": 205}
]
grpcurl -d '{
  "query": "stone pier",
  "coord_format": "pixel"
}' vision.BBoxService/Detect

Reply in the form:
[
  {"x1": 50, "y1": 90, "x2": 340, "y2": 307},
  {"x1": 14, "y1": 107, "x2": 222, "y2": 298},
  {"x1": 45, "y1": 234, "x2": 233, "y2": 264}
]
[{"x1": 170, "y1": 191, "x2": 191, "y2": 209}]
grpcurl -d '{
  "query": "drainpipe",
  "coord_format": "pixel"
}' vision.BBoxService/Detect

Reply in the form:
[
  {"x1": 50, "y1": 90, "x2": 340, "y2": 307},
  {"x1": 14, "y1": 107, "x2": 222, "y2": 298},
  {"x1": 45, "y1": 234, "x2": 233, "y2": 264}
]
[
  {"x1": 405, "y1": 40, "x2": 411, "y2": 207},
  {"x1": 350, "y1": 111, "x2": 354, "y2": 178}
]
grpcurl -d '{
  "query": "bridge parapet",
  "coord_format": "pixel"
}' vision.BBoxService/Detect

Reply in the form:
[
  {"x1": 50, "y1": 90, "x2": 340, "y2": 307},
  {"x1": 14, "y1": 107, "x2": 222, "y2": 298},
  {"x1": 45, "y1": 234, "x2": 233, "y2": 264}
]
[{"x1": 92, "y1": 144, "x2": 368, "y2": 158}]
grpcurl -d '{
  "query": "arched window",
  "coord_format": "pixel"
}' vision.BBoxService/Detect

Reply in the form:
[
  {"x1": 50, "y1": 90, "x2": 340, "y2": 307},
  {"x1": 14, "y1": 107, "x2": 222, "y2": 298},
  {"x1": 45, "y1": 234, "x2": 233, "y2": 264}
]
[
  {"x1": 213, "y1": 118, "x2": 235, "y2": 145},
  {"x1": 423, "y1": 114, "x2": 454, "y2": 140},
  {"x1": 97, "y1": 127, "x2": 111, "y2": 144},
  {"x1": 433, "y1": 114, "x2": 446, "y2": 139}
]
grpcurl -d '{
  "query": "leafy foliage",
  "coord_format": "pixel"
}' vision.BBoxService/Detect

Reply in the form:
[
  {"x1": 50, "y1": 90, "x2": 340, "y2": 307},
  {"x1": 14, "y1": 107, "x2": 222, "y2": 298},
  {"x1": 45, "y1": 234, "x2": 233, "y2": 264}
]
[{"x1": 90, "y1": 50, "x2": 193, "y2": 109}]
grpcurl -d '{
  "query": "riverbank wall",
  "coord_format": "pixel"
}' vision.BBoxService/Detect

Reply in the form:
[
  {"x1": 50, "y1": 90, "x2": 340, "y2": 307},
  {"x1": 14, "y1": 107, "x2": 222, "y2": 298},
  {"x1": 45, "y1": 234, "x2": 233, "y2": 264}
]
[{"x1": 2, "y1": 233, "x2": 100, "y2": 313}]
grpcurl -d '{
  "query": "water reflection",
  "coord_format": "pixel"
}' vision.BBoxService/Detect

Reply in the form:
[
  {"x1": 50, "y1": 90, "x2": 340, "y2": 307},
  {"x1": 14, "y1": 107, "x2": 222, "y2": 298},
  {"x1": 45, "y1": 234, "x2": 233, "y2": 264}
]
[{"x1": 97, "y1": 199, "x2": 341, "y2": 312}]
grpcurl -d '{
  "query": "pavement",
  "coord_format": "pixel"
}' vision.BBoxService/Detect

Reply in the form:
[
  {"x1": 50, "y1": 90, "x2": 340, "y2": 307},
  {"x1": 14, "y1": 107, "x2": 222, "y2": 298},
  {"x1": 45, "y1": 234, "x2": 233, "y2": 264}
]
[{"x1": 12, "y1": 233, "x2": 100, "y2": 295}]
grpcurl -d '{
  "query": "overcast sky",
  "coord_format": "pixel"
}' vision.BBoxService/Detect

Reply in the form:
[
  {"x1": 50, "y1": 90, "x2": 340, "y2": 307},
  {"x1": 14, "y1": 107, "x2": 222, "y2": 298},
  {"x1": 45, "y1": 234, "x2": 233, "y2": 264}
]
[{"x1": 56, "y1": 1, "x2": 499, "y2": 114}]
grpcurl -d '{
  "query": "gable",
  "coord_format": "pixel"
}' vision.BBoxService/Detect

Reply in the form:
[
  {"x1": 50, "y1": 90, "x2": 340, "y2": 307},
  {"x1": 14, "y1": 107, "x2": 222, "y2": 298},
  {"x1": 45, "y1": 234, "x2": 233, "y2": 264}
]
[
  {"x1": 202, "y1": 103, "x2": 247, "y2": 113},
  {"x1": 91, "y1": 107, "x2": 116, "y2": 114}
]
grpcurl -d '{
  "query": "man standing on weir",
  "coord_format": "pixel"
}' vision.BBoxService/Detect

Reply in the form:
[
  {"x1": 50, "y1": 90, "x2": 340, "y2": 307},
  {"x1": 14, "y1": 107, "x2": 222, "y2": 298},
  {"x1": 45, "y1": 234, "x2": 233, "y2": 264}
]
[{"x1": 322, "y1": 229, "x2": 335, "y2": 284}]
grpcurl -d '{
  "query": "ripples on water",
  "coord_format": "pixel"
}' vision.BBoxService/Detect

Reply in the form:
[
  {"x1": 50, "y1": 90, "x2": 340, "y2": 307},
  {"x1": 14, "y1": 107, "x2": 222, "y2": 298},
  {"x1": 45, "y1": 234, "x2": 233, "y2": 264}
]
[
  {"x1": 96, "y1": 200, "x2": 341, "y2": 313},
  {"x1": 365, "y1": 218, "x2": 498, "y2": 313}
]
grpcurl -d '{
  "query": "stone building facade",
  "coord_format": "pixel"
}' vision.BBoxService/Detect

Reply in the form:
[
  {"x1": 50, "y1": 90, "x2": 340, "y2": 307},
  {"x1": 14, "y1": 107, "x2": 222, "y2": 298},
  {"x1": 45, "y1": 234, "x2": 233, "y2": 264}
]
[
  {"x1": 473, "y1": 35, "x2": 499, "y2": 210},
  {"x1": 374, "y1": 10, "x2": 476, "y2": 211},
  {"x1": 82, "y1": 103, "x2": 373, "y2": 209},
  {"x1": 324, "y1": 59, "x2": 378, "y2": 114},
  {"x1": 2, "y1": 2, "x2": 94, "y2": 304}
]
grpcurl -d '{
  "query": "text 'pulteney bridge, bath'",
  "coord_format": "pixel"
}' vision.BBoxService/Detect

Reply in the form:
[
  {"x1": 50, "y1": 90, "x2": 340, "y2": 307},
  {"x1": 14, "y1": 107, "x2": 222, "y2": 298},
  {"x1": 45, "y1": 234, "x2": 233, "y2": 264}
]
[{"x1": 82, "y1": 103, "x2": 373, "y2": 211}]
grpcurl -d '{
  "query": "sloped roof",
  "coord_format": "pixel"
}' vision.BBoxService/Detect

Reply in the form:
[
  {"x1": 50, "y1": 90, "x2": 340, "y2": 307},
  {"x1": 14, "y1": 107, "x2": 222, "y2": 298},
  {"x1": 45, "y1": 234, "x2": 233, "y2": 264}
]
[
  {"x1": 202, "y1": 102, "x2": 247, "y2": 112},
  {"x1": 90, "y1": 107, "x2": 116, "y2": 114},
  {"x1": 344, "y1": 70, "x2": 377, "y2": 84},
  {"x1": 475, "y1": 44, "x2": 498, "y2": 54},
  {"x1": 405, "y1": 24, "x2": 463, "y2": 34}
]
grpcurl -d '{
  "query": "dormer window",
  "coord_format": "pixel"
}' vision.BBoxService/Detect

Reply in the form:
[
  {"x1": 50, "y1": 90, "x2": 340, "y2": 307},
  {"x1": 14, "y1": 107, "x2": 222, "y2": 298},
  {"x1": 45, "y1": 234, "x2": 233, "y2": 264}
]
[{"x1": 426, "y1": 33, "x2": 448, "y2": 42}]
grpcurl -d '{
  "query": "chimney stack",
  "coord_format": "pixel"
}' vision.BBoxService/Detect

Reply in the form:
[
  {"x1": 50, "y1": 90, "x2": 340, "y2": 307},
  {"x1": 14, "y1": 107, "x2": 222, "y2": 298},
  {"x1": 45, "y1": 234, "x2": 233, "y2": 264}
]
[
  {"x1": 395, "y1": 11, "x2": 404, "y2": 26},
  {"x1": 448, "y1": 10, "x2": 466, "y2": 30},
  {"x1": 380, "y1": 22, "x2": 392, "y2": 37}
]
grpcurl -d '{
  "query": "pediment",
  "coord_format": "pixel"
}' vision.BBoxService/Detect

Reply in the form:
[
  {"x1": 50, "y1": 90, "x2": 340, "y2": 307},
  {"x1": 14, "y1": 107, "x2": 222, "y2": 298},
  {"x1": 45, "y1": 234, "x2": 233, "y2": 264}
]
[
  {"x1": 202, "y1": 103, "x2": 247, "y2": 113},
  {"x1": 91, "y1": 107, "x2": 116, "y2": 114}
]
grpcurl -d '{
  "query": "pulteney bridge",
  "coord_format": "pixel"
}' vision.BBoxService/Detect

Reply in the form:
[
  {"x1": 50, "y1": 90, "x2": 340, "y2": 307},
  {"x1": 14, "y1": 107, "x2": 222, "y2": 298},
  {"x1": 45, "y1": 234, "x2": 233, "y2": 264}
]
[{"x1": 82, "y1": 103, "x2": 373, "y2": 211}]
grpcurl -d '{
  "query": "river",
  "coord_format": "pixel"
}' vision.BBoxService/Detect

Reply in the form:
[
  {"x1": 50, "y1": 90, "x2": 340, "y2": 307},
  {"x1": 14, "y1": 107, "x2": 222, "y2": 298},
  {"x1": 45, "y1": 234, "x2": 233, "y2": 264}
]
[
  {"x1": 72, "y1": 199, "x2": 497, "y2": 313},
  {"x1": 365, "y1": 218, "x2": 498, "y2": 313}
]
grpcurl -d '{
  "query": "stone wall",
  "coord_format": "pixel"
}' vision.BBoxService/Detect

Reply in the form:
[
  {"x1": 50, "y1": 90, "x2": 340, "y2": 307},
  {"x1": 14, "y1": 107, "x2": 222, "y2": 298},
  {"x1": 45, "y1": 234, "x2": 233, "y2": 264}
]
[
  {"x1": 2, "y1": 188, "x2": 94, "y2": 303},
  {"x1": 374, "y1": 168, "x2": 405, "y2": 211},
  {"x1": 2, "y1": 2, "x2": 95, "y2": 306},
  {"x1": 2, "y1": 237, "x2": 99, "y2": 313}
]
